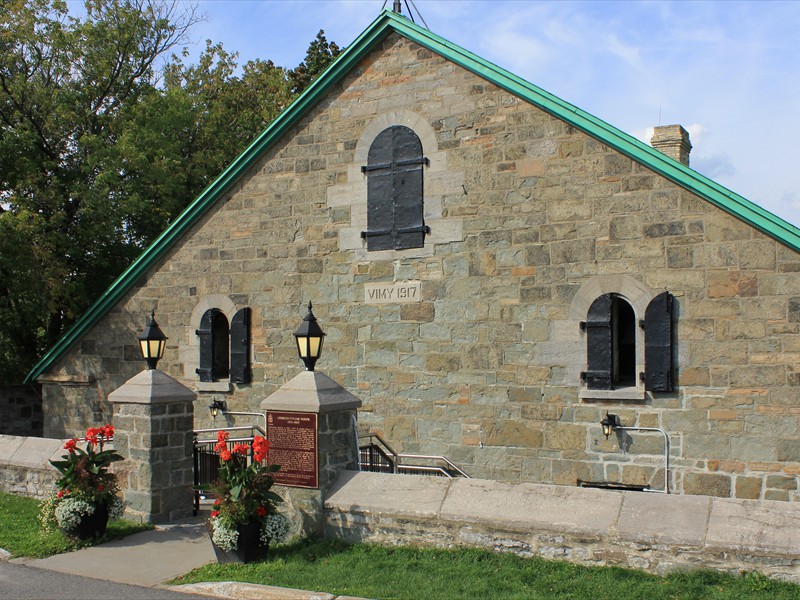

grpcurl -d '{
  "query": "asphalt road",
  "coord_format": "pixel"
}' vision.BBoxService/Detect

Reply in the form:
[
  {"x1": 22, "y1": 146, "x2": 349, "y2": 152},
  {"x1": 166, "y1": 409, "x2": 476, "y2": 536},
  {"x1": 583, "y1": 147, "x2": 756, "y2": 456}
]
[{"x1": 0, "y1": 561, "x2": 213, "y2": 600}]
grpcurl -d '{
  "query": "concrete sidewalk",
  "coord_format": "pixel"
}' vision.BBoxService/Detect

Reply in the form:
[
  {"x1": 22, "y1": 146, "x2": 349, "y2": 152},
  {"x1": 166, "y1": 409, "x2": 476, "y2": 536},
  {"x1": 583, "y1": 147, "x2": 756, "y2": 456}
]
[{"x1": 12, "y1": 520, "x2": 369, "y2": 600}]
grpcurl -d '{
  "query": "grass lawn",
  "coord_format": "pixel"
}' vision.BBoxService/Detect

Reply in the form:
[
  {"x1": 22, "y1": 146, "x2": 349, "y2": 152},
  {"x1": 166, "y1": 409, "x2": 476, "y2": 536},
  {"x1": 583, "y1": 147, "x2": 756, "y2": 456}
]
[
  {"x1": 172, "y1": 538, "x2": 800, "y2": 600},
  {"x1": 0, "y1": 491, "x2": 152, "y2": 558}
]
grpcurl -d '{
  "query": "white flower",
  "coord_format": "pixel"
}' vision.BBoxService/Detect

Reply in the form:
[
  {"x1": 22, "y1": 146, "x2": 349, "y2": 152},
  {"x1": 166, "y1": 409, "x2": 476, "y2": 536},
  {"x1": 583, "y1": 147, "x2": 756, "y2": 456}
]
[
  {"x1": 260, "y1": 513, "x2": 290, "y2": 545},
  {"x1": 54, "y1": 498, "x2": 95, "y2": 530},
  {"x1": 211, "y1": 517, "x2": 239, "y2": 551}
]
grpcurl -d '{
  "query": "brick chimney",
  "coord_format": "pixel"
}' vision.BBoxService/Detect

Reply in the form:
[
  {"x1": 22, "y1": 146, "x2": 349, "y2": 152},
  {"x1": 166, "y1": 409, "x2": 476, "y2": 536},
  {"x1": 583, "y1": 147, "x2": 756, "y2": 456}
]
[{"x1": 650, "y1": 125, "x2": 692, "y2": 166}]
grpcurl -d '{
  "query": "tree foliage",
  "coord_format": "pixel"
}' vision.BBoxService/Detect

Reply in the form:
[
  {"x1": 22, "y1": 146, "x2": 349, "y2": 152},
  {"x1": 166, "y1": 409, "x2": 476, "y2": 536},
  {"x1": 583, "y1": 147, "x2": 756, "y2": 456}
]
[{"x1": 0, "y1": 1, "x2": 341, "y2": 383}]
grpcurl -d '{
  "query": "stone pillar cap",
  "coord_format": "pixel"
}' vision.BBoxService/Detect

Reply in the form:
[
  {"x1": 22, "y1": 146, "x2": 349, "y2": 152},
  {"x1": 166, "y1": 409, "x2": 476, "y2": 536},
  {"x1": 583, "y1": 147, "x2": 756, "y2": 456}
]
[
  {"x1": 108, "y1": 369, "x2": 196, "y2": 405},
  {"x1": 261, "y1": 371, "x2": 362, "y2": 414}
]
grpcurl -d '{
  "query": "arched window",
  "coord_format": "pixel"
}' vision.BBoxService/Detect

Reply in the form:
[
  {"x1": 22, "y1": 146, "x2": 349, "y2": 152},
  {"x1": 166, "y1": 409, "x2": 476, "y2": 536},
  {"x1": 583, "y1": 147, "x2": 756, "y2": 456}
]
[
  {"x1": 196, "y1": 307, "x2": 251, "y2": 383},
  {"x1": 361, "y1": 125, "x2": 429, "y2": 251},
  {"x1": 581, "y1": 292, "x2": 673, "y2": 392}
]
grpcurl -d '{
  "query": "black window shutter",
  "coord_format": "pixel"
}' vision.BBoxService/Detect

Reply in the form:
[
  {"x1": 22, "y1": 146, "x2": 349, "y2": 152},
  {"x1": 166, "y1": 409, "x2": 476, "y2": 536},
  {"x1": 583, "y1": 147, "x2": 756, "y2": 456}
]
[
  {"x1": 584, "y1": 294, "x2": 613, "y2": 390},
  {"x1": 196, "y1": 309, "x2": 214, "y2": 382},
  {"x1": 229, "y1": 307, "x2": 251, "y2": 384},
  {"x1": 363, "y1": 126, "x2": 426, "y2": 251},
  {"x1": 643, "y1": 291, "x2": 674, "y2": 392}
]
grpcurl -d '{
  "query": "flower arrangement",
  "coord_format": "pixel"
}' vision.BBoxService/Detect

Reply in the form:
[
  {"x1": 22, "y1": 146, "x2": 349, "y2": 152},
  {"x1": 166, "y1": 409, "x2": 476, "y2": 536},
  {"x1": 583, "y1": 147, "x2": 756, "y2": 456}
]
[
  {"x1": 39, "y1": 424, "x2": 124, "y2": 534},
  {"x1": 208, "y1": 431, "x2": 288, "y2": 553}
]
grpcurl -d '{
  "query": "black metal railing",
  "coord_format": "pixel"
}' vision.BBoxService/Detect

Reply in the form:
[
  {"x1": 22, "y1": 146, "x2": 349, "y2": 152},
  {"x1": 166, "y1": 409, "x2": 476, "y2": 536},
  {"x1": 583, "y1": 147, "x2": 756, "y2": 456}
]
[
  {"x1": 358, "y1": 432, "x2": 469, "y2": 478},
  {"x1": 192, "y1": 425, "x2": 265, "y2": 515}
]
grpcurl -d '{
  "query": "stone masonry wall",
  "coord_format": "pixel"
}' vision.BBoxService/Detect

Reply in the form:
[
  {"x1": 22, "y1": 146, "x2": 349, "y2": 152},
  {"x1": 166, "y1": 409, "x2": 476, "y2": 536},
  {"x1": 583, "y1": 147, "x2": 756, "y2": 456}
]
[
  {"x1": 0, "y1": 384, "x2": 42, "y2": 436},
  {"x1": 41, "y1": 33, "x2": 800, "y2": 502}
]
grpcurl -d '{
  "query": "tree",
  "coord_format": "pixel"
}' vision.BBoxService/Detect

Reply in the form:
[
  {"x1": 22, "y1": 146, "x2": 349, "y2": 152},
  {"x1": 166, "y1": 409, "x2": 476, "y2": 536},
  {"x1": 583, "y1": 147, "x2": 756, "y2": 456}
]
[
  {"x1": 288, "y1": 30, "x2": 342, "y2": 94},
  {"x1": 0, "y1": 1, "x2": 343, "y2": 384},
  {"x1": 0, "y1": 0, "x2": 198, "y2": 382}
]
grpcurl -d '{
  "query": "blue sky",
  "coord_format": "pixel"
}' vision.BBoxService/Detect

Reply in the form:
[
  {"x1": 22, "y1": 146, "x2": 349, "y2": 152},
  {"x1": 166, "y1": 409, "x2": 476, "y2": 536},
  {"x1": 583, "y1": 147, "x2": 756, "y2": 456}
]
[{"x1": 70, "y1": 0, "x2": 800, "y2": 225}]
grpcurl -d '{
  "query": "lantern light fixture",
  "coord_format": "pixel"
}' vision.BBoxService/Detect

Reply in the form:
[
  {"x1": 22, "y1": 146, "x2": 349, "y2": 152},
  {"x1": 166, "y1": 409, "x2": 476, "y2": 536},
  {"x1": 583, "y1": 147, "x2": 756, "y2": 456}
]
[
  {"x1": 600, "y1": 412, "x2": 621, "y2": 439},
  {"x1": 137, "y1": 311, "x2": 168, "y2": 370},
  {"x1": 293, "y1": 301, "x2": 326, "y2": 371},
  {"x1": 209, "y1": 399, "x2": 226, "y2": 419}
]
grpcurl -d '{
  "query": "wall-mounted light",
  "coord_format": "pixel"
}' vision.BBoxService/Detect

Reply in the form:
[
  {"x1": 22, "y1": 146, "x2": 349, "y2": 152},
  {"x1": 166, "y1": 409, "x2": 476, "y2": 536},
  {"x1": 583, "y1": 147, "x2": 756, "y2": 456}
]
[
  {"x1": 209, "y1": 399, "x2": 226, "y2": 419},
  {"x1": 137, "y1": 311, "x2": 168, "y2": 370},
  {"x1": 293, "y1": 301, "x2": 326, "y2": 371},
  {"x1": 600, "y1": 412, "x2": 620, "y2": 439}
]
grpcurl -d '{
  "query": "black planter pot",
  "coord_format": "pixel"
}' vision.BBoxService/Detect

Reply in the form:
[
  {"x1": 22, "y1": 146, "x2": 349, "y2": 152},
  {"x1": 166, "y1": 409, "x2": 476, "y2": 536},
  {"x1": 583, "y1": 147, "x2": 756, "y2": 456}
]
[
  {"x1": 212, "y1": 521, "x2": 269, "y2": 564},
  {"x1": 62, "y1": 503, "x2": 110, "y2": 540}
]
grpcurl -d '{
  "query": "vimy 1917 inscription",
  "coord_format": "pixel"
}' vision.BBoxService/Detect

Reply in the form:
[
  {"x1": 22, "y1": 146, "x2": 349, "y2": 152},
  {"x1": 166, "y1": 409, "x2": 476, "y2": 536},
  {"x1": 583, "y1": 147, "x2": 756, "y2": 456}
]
[
  {"x1": 364, "y1": 281, "x2": 421, "y2": 304},
  {"x1": 266, "y1": 411, "x2": 318, "y2": 489}
]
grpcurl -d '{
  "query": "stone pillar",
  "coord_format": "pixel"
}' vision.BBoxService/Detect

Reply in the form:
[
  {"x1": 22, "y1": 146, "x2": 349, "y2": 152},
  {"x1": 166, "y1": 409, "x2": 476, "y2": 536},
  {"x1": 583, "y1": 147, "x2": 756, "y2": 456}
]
[
  {"x1": 651, "y1": 124, "x2": 692, "y2": 166},
  {"x1": 261, "y1": 370, "x2": 361, "y2": 537},
  {"x1": 108, "y1": 369, "x2": 196, "y2": 523}
]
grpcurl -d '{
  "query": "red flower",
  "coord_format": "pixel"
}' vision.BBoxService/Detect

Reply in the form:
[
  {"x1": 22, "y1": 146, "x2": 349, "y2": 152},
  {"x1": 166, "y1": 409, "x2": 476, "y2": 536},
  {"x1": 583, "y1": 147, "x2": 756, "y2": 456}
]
[
  {"x1": 214, "y1": 441, "x2": 227, "y2": 453},
  {"x1": 211, "y1": 510, "x2": 220, "y2": 518},
  {"x1": 97, "y1": 484, "x2": 104, "y2": 491},
  {"x1": 57, "y1": 490, "x2": 64, "y2": 498},
  {"x1": 233, "y1": 444, "x2": 249, "y2": 456},
  {"x1": 252, "y1": 436, "x2": 270, "y2": 463},
  {"x1": 217, "y1": 430, "x2": 229, "y2": 443},
  {"x1": 103, "y1": 424, "x2": 114, "y2": 438},
  {"x1": 64, "y1": 438, "x2": 78, "y2": 452},
  {"x1": 220, "y1": 450, "x2": 233, "y2": 462},
  {"x1": 213, "y1": 498, "x2": 221, "y2": 506},
  {"x1": 256, "y1": 505, "x2": 267, "y2": 517}
]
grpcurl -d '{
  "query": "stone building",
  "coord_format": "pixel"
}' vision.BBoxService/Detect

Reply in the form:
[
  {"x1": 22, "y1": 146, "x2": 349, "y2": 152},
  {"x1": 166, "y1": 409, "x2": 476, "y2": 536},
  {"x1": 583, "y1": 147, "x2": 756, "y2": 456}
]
[{"x1": 27, "y1": 11, "x2": 800, "y2": 502}]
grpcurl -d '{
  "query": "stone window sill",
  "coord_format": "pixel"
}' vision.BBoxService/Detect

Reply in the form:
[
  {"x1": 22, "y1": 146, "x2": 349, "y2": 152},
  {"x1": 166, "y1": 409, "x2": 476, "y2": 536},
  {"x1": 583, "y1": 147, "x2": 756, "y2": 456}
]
[
  {"x1": 196, "y1": 381, "x2": 232, "y2": 393},
  {"x1": 579, "y1": 387, "x2": 645, "y2": 402}
]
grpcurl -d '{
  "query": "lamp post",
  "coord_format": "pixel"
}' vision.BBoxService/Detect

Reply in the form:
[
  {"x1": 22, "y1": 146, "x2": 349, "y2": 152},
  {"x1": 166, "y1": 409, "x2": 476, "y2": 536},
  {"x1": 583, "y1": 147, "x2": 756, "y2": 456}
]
[
  {"x1": 137, "y1": 311, "x2": 168, "y2": 370},
  {"x1": 293, "y1": 301, "x2": 326, "y2": 371}
]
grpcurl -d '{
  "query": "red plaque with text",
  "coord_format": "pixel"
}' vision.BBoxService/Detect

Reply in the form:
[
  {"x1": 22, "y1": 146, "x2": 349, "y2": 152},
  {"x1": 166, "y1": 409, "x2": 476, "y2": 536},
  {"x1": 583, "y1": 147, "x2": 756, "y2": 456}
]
[{"x1": 266, "y1": 411, "x2": 318, "y2": 489}]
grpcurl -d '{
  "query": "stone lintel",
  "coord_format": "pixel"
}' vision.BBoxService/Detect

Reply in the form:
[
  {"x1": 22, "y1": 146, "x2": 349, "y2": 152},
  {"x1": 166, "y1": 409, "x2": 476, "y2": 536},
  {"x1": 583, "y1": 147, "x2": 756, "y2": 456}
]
[
  {"x1": 108, "y1": 369, "x2": 196, "y2": 405},
  {"x1": 261, "y1": 371, "x2": 362, "y2": 414}
]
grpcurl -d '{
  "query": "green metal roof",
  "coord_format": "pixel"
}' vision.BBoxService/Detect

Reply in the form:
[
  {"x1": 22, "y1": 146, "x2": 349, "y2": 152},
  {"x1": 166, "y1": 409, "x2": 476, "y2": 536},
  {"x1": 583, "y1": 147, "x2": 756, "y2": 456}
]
[{"x1": 26, "y1": 9, "x2": 800, "y2": 384}]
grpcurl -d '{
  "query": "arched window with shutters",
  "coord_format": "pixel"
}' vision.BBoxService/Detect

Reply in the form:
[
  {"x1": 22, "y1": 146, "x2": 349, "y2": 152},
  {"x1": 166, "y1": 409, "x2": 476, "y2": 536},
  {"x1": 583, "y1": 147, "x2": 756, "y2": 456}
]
[
  {"x1": 196, "y1": 307, "x2": 251, "y2": 384},
  {"x1": 361, "y1": 125, "x2": 429, "y2": 251},
  {"x1": 581, "y1": 291, "x2": 674, "y2": 393}
]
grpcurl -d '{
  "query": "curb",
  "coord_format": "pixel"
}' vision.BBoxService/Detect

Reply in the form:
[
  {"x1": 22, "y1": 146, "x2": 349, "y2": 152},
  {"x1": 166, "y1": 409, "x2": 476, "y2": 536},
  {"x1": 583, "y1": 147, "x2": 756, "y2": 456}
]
[{"x1": 172, "y1": 581, "x2": 373, "y2": 600}]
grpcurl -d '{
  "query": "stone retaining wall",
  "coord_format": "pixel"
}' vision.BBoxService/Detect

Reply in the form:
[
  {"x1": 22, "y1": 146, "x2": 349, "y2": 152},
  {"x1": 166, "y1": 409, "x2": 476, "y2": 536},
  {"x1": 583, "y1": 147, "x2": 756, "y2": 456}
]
[
  {"x1": 324, "y1": 471, "x2": 800, "y2": 582},
  {"x1": 0, "y1": 435, "x2": 62, "y2": 498}
]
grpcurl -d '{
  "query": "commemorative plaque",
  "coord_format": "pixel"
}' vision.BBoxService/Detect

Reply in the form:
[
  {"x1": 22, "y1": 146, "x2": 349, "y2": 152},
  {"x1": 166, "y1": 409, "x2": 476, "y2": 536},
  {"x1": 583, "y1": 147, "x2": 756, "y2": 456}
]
[{"x1": 266, "y1": 411, "x2": 318, "y2": 489}]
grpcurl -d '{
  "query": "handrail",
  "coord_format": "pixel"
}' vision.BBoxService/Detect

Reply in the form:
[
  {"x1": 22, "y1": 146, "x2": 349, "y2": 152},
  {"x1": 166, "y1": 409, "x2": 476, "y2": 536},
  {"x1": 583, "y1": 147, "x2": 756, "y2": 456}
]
[
  {"x1": 194, "y1": 424, "x2": 266, "y2": 444},
  {"x1": 397, "y1": 453, "x2": 471, "y2": 478},
  {"x1": 359, "y1": 431, "x2": 470, "y2": 478},
  {"x1": 614, "y1": 425, "x2": 670, "y2": 494}
]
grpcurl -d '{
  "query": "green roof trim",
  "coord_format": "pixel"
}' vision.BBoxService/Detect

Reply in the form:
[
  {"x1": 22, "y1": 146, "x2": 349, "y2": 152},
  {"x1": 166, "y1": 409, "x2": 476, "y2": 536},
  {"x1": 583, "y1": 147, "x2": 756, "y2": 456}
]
[{"x1": 26, "y1": 9, "x2": 800, "y2": 383}]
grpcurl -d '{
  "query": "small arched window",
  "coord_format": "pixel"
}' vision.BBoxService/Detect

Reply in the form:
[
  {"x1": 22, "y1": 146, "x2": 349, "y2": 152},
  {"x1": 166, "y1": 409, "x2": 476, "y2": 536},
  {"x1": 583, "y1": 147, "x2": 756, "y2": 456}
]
[
  {"x1": 581, "y1": 292, "x2": 673, "y2": 392},
  {"x1": 196, "y1": 307, "x2": 251, "y2": 384},
  {"x1": 361, "y1": 125, "x2": 429, "y2": 251}
]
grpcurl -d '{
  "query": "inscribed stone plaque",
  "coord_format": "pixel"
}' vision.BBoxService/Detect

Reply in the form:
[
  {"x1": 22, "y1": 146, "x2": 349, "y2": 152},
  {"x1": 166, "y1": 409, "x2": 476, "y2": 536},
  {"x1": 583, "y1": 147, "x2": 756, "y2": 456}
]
[
  {"x1": 364, "y1": 281, "x2": 421, "y2": 304},
  {"x1": 266, "y1": 411, "x2": 318, "y2": 489}
]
